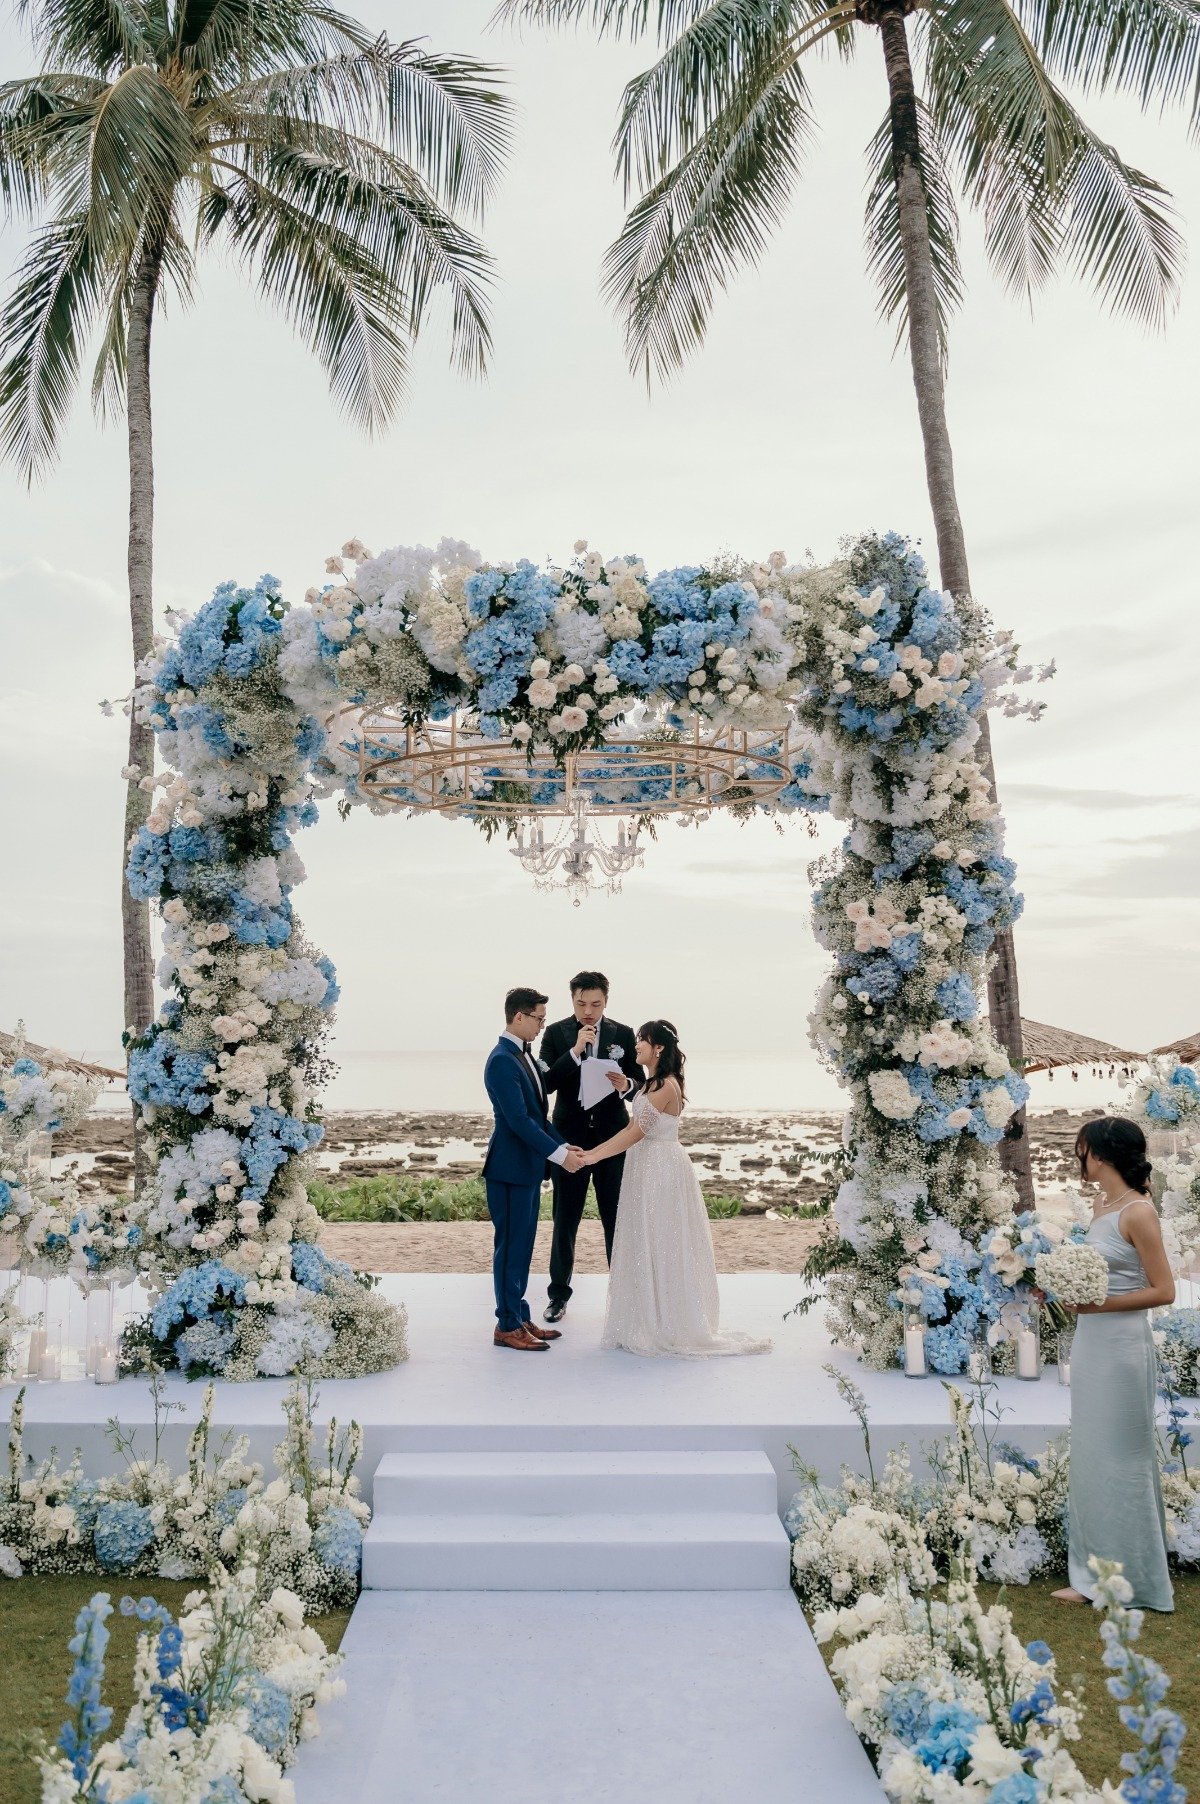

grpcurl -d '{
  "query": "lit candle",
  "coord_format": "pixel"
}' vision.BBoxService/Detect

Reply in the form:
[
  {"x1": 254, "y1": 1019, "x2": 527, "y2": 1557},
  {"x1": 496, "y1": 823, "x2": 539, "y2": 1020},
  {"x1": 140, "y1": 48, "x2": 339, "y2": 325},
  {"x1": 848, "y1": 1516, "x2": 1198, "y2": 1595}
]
[
  {"x1": 1016, "y1": 1329, "x2": 1040, "y2": 1380},
  {"x1": 968, "y1": 1348, "x2": 989, "y2": 1382},
  {"x1": 1057, "y1": 1355, "x2": 1071, "y2": 1387},
  {"x1": 38, "y1": 1348, "x2": 57, "y2": 1382},
  {"x1": 904, "y1": 1325, "x2": 927, "y2": 1377},
  {"x1": 96, "y1": 1348, "x2": 119, "y2": 1384}
]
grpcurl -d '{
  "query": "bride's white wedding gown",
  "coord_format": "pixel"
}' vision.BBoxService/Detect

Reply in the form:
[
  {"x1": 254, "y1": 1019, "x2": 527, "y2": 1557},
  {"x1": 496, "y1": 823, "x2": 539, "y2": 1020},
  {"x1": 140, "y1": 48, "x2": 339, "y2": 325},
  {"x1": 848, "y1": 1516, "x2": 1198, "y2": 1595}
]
[{"x1": 601, "y1": 1091, "x2": 772, "y2": 1358}]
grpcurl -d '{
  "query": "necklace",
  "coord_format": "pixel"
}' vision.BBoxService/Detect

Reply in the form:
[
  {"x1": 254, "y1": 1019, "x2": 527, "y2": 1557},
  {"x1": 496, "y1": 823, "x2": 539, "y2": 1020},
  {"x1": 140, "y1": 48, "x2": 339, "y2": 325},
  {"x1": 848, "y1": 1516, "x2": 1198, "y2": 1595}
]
[{"x1": 1092, "y1": 1187, "x2": 1137, "y2": 1218}]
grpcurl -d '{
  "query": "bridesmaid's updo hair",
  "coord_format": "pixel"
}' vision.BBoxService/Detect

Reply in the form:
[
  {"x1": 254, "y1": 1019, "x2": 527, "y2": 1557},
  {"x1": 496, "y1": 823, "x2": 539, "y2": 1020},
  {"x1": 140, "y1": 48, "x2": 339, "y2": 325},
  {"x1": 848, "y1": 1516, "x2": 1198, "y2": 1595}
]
[
  {"x1": 1075, "y1": 1116, "x2": 1153, "y2": 1196},
  {"x1": 638, "y1": 1020, "x2": 686, "y2": 1102}
]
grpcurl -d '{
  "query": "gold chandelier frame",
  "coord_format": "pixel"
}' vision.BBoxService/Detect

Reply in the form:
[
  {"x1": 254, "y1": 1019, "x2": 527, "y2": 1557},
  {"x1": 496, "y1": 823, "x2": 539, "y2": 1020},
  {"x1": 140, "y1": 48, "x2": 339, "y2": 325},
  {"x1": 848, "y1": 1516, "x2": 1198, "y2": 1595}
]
[{"x1": 348, "y1": 710, "x2": 796, "y2": 818}]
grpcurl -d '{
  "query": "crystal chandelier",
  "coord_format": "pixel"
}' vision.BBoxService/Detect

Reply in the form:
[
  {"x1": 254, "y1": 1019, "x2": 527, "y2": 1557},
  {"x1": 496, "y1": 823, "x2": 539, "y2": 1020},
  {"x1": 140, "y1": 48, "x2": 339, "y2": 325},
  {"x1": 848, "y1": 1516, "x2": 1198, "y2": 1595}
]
[{"x1": 510, "y1": 790, "x2": 644, "y2": 907}]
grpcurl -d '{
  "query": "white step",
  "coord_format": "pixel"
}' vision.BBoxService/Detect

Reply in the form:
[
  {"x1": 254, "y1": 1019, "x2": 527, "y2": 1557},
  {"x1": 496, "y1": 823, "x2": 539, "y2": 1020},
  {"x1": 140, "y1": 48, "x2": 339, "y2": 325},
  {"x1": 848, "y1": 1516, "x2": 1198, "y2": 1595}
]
[
  {"x1": 362, "y1": 1510, "x2": 790, "y2": 1590},
  {"x1": 370, "y1": 1448, "x2": 778, "y2": 1516}
]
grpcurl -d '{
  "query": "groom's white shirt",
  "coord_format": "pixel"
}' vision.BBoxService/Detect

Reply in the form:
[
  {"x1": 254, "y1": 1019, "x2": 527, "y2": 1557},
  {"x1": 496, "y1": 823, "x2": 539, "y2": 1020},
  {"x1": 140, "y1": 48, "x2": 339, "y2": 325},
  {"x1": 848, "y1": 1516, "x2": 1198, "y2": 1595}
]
[{"x1": 501, "y1": 1032, "x2": 569, "y2": 1166}]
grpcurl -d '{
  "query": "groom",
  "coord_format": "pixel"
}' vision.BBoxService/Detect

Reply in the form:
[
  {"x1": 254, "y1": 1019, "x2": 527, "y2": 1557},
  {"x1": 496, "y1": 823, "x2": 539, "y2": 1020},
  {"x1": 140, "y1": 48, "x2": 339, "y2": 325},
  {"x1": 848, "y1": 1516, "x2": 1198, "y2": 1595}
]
[
  {"x1": 483, "y1": 986, "x2": 585, "y2": 1351},
  {"x1": 539, "y1": 970, "x2": 640, "y2": 1325}
]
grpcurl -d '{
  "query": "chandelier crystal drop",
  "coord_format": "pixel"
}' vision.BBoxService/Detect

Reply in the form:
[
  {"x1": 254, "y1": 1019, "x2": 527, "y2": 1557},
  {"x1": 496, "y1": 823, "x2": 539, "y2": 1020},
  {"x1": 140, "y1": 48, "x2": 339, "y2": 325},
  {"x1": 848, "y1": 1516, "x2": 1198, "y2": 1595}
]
[{"x1": 510, "y1": 791, "x2": 645, "y2": 907}]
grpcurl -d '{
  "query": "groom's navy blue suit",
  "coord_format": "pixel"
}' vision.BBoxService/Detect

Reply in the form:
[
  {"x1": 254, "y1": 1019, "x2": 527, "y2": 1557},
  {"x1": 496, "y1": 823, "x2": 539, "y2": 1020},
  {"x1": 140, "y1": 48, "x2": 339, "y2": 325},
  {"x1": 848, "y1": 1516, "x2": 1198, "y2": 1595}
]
[{"x1": 483, "y1": 1037, "x2": 567, "y2": 1332}]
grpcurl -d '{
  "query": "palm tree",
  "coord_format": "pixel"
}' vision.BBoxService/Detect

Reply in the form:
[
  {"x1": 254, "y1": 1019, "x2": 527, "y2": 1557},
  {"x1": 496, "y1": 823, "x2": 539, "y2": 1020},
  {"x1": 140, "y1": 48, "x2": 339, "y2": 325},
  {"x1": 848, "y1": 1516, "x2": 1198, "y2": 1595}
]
[
  {"x1": 494, "y1": 0, "x2": 1195, "y2": 1203},
  {"x1": 0, "y1": 0, "x2": 512, "y2": 1076}
]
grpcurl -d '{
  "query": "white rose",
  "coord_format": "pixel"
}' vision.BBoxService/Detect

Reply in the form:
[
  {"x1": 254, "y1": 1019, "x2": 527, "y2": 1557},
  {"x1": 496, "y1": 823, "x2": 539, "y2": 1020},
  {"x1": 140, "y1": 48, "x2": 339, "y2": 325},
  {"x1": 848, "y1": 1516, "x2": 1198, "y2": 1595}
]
[
  {"x1": 527, "y1": 678, "x2": 557, "y2": 709},
  {"x1": 530, "y1": 657, "x2": 551, "y2": 679}
]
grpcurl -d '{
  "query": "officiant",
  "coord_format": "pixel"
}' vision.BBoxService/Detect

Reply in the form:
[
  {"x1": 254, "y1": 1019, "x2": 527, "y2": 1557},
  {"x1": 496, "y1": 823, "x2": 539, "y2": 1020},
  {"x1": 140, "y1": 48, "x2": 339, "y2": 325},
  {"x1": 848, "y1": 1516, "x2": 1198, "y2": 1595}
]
[{"x1": 539, "y1": 970, "x2": 641, "y2": 1325}]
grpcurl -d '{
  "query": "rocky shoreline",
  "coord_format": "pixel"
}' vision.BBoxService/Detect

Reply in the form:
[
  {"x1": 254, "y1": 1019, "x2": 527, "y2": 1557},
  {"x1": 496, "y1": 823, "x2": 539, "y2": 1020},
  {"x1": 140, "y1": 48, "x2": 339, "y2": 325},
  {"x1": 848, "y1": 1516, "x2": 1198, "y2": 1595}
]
[{"x1": 52, "y1": 1105, "x2": 1093, "y2": 1212}]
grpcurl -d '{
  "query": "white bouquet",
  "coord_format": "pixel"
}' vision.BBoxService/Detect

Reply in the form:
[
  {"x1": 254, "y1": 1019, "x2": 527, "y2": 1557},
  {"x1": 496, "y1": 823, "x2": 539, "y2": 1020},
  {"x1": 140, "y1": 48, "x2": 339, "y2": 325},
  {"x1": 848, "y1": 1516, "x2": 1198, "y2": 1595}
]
[{"x1": 1034, "y1": 1243, "x2": 1109, "y2": 1308}]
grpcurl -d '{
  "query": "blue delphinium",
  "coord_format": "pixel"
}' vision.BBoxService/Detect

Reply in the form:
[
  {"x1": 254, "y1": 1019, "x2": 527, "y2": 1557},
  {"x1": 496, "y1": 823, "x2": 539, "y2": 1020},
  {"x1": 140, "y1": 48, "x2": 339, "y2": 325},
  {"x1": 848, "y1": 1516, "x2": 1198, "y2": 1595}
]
[
  {"x1": 1092, "y1": 1560, "x2": 1188, "y2": 1804},
  {"x1": 57, "y1": 1592, "x2": 114, "y2": 1784},
  {"x1": 94, "y1": 1500, "x2": 156, "y2": 1570}
]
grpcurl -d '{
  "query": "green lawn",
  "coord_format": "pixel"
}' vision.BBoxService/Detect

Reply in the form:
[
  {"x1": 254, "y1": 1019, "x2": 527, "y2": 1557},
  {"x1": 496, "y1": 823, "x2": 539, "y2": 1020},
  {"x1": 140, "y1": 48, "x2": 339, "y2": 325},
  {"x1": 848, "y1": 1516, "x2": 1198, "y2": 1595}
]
[
  {"x1": 981, "y1": 1575, "x2": 1200, "y2": 1794},
  {"x1": 0, "y1": 1576, "x2": 352, "y2": 1804}
]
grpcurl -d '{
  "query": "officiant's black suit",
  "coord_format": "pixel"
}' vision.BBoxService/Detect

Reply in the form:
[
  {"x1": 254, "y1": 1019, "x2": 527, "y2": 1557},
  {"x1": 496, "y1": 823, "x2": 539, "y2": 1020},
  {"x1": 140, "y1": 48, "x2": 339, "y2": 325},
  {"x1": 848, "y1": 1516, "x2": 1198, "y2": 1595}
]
[{"x1": 540, "y1": 1014, "x2": 640, "y2": 1306}]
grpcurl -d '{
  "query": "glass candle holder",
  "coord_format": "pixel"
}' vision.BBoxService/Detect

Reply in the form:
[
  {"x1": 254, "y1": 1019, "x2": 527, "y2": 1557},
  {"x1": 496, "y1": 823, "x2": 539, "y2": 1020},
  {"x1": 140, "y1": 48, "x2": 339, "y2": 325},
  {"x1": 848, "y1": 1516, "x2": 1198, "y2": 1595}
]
[
  {"x1": 1015, "y1": 1305, "x2": 1041, "y2": 1382},
  {"x1": 1056, "y1": 1327, "x2": 1074, "y2": 1387},
  {"x1": 903, "y1": 1308, "x2": 928, "y2": 1378}
]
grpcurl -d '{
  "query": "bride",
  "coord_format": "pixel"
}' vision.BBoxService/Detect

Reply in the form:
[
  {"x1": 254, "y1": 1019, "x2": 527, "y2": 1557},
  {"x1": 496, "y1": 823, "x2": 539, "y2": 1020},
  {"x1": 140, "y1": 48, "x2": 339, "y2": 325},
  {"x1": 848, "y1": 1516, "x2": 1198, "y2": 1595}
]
[{"x1": 582, "y1": 1020, "x2": 771, "y2": 1358}]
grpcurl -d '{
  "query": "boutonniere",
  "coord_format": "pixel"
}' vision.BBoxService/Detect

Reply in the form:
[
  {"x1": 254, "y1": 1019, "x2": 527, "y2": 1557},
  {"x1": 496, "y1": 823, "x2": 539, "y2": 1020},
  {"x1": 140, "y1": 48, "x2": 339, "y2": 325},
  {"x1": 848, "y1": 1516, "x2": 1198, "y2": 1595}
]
[
  {"x1": 536, "y1": 1057, "x2": 549, "y2": 1073},
  {"x1": 607, "y1": 1045, "x2": 623, "y2": 1061}
]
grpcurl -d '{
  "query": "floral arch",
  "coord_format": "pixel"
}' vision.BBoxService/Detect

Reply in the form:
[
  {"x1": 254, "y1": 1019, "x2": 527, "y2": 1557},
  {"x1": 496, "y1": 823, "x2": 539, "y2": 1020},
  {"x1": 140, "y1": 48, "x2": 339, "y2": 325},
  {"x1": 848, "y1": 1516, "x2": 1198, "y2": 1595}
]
[{"x1": 123, "y1": 530, "x2": 1039, "y2": 1379}]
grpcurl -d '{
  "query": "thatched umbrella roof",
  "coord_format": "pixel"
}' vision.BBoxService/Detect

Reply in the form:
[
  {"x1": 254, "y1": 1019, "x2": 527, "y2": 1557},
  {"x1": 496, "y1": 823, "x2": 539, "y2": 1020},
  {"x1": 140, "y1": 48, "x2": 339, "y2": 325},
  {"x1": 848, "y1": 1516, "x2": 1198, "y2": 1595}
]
[
  {"x1": 1020, "y1": 1019, "x2": 1142, "y2": 1076},
  {"x1": 1152, "y1": 1032, "x2": 1200, "y2": 1065},
  {"x1": 0, "y1": 1030, "x2": 123, "y2": 1082}
]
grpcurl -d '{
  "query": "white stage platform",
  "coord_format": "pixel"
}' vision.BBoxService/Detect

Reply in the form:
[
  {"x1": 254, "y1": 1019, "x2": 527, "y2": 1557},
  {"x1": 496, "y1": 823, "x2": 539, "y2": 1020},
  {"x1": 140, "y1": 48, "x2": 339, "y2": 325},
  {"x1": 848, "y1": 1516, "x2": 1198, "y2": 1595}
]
[{"x1": 3, "y1": 1274, "x2": 1071, "y2": 1506}]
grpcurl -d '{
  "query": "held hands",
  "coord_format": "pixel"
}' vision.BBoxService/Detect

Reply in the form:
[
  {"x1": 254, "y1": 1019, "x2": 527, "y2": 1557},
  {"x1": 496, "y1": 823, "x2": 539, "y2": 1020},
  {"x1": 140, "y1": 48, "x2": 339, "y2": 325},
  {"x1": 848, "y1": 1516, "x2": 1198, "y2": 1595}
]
[{"x1": 562, "y1": 1146, "x2": 587, "y2": 1173}]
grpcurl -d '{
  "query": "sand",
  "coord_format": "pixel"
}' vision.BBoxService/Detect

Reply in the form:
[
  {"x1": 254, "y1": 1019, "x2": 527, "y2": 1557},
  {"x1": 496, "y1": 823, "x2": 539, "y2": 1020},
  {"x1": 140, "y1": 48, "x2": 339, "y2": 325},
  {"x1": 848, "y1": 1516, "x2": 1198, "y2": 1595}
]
[{"x1": 318, "y1": 1217, "x2": 824, "y2": 1275}]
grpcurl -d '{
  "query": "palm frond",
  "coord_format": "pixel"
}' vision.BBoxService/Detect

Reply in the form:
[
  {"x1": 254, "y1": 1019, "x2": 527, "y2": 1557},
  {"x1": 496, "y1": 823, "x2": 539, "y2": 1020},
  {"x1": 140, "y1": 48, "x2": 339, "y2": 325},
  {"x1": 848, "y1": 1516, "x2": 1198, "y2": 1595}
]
[
  {"x1": 86, "y1": 65, "x2": 197, "y2": 253},
  {"x1": 611, "y1": 0, "x2": 848, "y2": 196},
  {"x1": 0, "y1": 200, "x2": 108, "y2": 478},
  {"x1": 0, "y1": 74, "x2": 102, "y2": 213},
  {"x1": 1061, "y1": 137, "x2": 1181, "y2": 326},
  {"x1": 16, "y1": 0, "x2": 155, "y2": 76},
  {"x1": 217, "y1": 37, "x2": 512, "y2": 212},
  {"x1": 925, "y1": 0, "x2": 1182, "y2": 321},
  {"x1": 209, "y1": 165, "x2": 410, "y2": 429},
  {"x1": 602, "y1": 49, "x2": 814, "y2": 383},
  {"x1": 1018, "y1": 0, "x2": 1200, "y2": 130},
  {"x1": 90, "y1": 220, "x2": 194, "y2": 420},
  {"x1": 490, "y1": 0, "x2": 691, "y2": 39},
  {"x1": 863, "y1": 102, "x2": 964, "y2": 366}
]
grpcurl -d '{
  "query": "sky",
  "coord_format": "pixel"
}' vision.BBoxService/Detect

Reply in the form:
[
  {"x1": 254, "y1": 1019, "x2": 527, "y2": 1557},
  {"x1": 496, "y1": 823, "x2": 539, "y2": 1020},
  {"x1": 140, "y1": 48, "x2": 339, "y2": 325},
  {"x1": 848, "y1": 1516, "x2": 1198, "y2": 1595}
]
[{"x1": 1, "y1": 0, "x2": 1197, "y2": 1104}]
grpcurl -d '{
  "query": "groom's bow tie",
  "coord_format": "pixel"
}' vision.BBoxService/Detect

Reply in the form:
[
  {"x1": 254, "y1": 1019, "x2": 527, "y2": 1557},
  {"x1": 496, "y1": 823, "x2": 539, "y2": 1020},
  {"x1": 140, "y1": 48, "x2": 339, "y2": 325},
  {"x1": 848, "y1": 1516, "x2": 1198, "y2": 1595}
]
[{"x1": 521, "y1": 1040, "x2": 532, "y2": 1052}]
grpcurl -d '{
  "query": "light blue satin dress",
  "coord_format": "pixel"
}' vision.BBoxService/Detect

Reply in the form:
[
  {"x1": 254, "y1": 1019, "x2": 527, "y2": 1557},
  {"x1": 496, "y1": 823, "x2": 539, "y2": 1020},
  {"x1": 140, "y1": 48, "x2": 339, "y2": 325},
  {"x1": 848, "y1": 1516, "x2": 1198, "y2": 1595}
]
[{"x1": 1067, "y1": 1203, "x2": 1174, "y2": 1610}]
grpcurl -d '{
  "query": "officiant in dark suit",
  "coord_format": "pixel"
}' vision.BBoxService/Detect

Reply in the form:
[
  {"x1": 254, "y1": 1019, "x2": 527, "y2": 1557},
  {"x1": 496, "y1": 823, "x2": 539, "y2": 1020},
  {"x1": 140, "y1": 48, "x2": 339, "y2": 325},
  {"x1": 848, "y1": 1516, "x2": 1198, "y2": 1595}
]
[{"x1": 539, "y1": 970, "x2": 640, "y2": 1324}]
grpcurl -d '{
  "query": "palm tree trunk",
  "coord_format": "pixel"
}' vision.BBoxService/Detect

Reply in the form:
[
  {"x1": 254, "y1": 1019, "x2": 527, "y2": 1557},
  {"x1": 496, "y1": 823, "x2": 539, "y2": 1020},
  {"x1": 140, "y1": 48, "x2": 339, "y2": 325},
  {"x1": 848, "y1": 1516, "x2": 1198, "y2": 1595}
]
[
  {"x1": 123, "y1": 236, "x2": 164, "y2": 1192},
  {"x1": 872, "y1": 0, "x2": 1034, "y2": 1208}
]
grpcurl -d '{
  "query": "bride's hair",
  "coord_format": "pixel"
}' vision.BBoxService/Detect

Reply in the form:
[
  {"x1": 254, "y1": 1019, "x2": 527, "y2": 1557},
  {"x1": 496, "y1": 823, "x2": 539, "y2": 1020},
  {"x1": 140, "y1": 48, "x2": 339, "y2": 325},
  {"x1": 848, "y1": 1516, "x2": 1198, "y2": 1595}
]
[
  {"x1": 1075, "y1": 1116, "x2": 1153, "y2": 1196},
  {"x1": 638, "y1": 1020, "x2": 686, "y2": 1101}
]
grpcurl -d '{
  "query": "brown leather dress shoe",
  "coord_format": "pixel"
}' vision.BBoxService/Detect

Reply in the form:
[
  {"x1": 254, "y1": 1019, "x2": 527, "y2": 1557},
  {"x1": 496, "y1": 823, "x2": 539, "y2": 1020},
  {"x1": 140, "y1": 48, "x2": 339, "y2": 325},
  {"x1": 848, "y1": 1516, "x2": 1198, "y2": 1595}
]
[
  {"x1": 493, "y1": 1325, "x2": 547, "y2": 1351},
  {"x1": 522, "y1": 1321, "x2": 561, "y2": 1341}
]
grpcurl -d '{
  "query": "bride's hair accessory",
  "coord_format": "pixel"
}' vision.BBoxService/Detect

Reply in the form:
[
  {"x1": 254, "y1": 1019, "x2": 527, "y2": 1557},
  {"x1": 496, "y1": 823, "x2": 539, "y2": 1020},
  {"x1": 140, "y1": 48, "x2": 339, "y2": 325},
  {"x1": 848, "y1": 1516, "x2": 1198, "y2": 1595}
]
[{"x1": 638, "y1": 1019, "x2": 687, "y2": 1101}]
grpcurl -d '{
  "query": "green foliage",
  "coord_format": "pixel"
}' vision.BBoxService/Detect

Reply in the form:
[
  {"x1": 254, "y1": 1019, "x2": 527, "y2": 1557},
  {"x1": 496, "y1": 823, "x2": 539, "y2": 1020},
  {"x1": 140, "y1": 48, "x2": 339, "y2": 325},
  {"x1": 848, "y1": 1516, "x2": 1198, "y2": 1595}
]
[
  {"x1": 704, "y1": 1192, "x2": 743, "y2": 1219},
  {"x1": 307, "y1": 1171, "x2": 490, "y2": 1222}
]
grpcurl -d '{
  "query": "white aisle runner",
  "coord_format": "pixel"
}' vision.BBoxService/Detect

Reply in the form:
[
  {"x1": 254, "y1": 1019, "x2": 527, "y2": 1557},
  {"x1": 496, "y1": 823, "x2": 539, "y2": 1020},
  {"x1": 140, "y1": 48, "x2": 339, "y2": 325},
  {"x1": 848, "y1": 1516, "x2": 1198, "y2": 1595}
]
[{"x1": 293, "y1": 1589, "x2": 883, "y2": 1804}]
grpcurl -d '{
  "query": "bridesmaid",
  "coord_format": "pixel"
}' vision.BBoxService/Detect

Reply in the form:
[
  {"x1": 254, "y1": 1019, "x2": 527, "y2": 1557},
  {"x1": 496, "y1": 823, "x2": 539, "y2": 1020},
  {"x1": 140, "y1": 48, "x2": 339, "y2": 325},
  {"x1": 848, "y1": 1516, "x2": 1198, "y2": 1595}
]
[{"x1": 1053, "y1": 1116, "x2": 1176, "y2": 1610}]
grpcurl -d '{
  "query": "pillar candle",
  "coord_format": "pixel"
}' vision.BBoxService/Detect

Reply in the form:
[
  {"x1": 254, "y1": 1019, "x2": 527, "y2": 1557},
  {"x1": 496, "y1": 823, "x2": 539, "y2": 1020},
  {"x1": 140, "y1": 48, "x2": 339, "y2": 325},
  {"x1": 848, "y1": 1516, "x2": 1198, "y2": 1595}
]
[
  {"x1": 1016, "y1": 1329, "x2": 1040, "y2": 1380},
  {"x1": 904, "y1": 1325, "x2": 927, "y2": 1377},
  {"x1": 96, "y1": 1349, "x2": 119, "y2": 1384}
]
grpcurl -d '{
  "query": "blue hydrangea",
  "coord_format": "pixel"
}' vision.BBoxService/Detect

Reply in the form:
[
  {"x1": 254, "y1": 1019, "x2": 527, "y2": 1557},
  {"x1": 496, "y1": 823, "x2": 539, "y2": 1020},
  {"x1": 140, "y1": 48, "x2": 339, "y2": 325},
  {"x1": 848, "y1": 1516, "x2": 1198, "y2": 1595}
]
[
  {"x1": 244, "y1": 1677, "x2": 293, "y2": 1757},
  {"x1": 934, "y1": 972, "x2": 978, "y2": 1021},
  {"x1": 240, "y1": 1105, "x2": 324, "y2": 1201},
  {"x1": 127, "y1": 1031, "x2": 212, "y2": 1116},
  {"x1": 94, "y1": 1501, "x2": 156, "y2": 1570},
  {"x1": 314, "y1": 1504, "x2": 364, "y2": 1576},
  {"x1": 913, "y1": 1700, "x2": 980, "y2": 1773},
  {"x1": 151, "y1": 1261, "x2": 248, "y2": 1339},
  {"x1": 292, "y1": 1242, "x2": 354, "y2": 1293}
]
